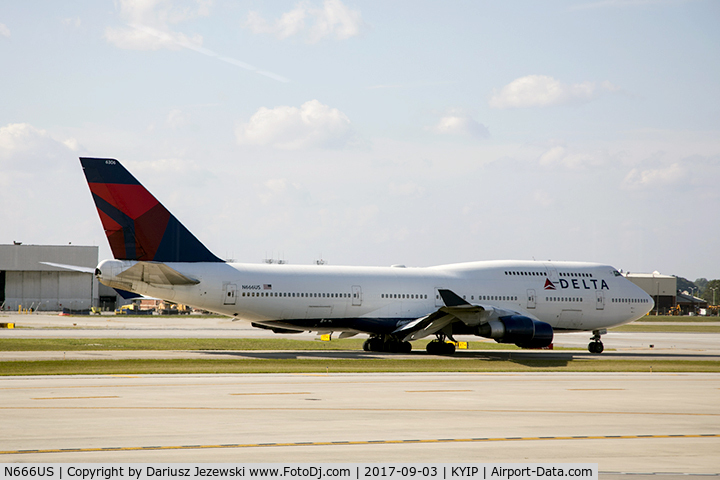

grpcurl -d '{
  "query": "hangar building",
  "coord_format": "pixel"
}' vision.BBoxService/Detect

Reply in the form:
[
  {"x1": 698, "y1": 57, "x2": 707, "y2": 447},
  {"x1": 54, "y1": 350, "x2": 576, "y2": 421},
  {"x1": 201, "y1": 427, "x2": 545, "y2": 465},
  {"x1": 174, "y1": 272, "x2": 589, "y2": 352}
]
[
  {"x1": 625, "y1": 272, "x2": 677, "y2": 315},
  {"x1": 0, "y1": 244, "x2": 104, "y2": 312}
]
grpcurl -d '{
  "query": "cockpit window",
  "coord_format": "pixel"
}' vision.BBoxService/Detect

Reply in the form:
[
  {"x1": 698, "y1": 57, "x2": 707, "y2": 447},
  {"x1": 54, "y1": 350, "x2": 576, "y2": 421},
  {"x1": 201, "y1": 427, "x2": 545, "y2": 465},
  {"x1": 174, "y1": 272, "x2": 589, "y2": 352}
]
[{"x1": 612, "y1": 270, "x2": 622, "y2": 277}]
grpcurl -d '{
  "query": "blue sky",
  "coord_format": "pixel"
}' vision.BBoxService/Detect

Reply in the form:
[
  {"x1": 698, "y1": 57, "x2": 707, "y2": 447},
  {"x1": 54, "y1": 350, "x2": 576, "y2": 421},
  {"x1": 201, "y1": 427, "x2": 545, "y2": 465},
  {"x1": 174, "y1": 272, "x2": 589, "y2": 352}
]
[{"x1": 1, "y1": 0, "x2": 719, "y2": 280}]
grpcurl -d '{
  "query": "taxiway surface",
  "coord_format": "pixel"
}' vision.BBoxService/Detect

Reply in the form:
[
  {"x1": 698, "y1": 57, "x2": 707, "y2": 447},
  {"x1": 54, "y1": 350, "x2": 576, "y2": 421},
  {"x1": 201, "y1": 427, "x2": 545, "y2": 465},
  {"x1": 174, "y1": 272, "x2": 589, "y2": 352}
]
[{"x1": 1, "y1": 372, "x2": 718, "y2": 473}]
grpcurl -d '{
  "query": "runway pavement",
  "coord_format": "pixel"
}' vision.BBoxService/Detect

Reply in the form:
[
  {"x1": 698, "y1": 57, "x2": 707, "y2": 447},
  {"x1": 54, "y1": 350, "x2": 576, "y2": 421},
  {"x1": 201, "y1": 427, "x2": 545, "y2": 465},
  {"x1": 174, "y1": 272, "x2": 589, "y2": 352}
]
[{"x1": 0, "y1": 372, "x2": 718, "y2": 474}]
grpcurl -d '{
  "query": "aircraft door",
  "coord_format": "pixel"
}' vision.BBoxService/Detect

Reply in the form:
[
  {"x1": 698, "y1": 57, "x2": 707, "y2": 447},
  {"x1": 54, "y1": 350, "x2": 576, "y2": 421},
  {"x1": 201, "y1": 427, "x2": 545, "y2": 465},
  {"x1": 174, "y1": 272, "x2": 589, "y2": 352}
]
[
  {"x1": 352, "y1": 285, "x2": 362, "y2": 306},
  {"x1": 595, "y1": 290, "x2": 605, "y2": 310},
  {"x1": 223, "y1": 283, "x2": 237, "y2": 305},
  {"x1": 544, "y1": 264, "x2": 559, "y2": 283},
  {"x1": 527, "y1": 289, "x2": 536, "y2": 309}
]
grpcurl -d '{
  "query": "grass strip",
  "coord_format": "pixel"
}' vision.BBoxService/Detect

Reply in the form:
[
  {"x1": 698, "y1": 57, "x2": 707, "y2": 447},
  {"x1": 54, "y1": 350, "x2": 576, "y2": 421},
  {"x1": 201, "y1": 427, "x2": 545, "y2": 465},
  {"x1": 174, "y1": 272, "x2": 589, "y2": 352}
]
[
  {"x1": 1, "y1": 358, "x2": 718, "y2": 375},
  {"x1": 0, "y1": 338, "x2": 363, "y2": 351},
  {"x1": 611, "y1": 324, "x2": 720, "y2": 333},
  {"x1": 635, "y1": 316, "x2": 720, "y2": 323}
]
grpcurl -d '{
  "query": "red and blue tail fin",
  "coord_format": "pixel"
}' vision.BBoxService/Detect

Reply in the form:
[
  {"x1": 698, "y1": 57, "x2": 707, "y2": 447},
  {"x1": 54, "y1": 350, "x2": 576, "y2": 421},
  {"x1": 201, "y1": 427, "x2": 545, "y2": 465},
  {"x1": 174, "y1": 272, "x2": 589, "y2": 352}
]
[{"x1": 80, "y1": 157, "x2": 223, "y2": 263}]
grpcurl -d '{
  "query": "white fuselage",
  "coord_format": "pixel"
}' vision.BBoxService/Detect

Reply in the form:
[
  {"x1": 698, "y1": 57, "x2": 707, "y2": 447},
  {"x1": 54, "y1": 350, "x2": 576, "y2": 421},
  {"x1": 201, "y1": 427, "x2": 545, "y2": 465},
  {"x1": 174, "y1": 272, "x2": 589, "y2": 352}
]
[{"x1": 97, "y1": 259, "x2": 654, "y2": 336}]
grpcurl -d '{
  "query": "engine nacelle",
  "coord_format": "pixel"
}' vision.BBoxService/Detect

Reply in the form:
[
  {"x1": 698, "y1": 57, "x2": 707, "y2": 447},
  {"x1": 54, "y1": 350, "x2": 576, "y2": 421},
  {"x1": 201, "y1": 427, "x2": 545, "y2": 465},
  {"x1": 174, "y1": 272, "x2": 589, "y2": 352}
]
[{"x1": 475, "y1": 315, "x2": 553, "y2": 349}]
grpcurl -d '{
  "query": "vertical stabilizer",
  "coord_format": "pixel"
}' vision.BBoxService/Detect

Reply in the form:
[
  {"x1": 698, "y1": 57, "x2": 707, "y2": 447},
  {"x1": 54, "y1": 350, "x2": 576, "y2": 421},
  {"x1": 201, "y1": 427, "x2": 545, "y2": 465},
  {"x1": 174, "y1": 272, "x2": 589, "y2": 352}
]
[{"x1": 80, "y1": 157, "x2": 223, "y2": 263}]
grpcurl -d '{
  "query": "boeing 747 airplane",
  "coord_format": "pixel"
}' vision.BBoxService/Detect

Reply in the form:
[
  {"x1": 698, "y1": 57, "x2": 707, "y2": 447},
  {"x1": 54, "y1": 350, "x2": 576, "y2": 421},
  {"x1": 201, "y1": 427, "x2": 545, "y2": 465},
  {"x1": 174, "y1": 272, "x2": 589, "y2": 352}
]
[{"x1": 79, "y1": 157, "x2": 654, "y2": 354}]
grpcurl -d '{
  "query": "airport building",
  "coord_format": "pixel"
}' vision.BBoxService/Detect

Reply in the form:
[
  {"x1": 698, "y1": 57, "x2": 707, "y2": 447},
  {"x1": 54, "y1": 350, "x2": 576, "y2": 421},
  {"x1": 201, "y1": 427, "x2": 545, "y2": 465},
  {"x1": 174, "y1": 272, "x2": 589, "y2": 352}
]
[
  {"x1": 0, "y1": 244, "x2": 117, "y2": 312},
  {"x1": 625, "y1": 272, "x2": 677, "y2": 315}
]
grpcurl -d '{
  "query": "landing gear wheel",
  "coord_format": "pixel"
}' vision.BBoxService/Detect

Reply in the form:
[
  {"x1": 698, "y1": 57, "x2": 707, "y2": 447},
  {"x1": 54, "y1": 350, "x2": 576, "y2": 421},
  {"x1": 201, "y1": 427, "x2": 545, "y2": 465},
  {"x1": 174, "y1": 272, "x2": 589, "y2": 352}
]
[
  {"x1": 588, "y1": 329, "x2": 606, "y2": 354},
  {"x1": 588, "y1": 341, "x2": 604, "y2": 354},
  {"x1": 364, "y1": 337, "x2": 385, "y2": 352},
  {"x1": 426, "y1": 340, "x2": 455, "y2": 355}
]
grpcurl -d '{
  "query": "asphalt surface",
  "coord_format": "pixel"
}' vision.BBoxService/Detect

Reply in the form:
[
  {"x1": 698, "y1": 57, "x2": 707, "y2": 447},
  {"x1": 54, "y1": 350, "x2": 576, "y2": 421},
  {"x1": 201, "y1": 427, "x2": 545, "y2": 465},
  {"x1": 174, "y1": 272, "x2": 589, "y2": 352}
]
[{"x1": 1, "y1": 372, "x2": 718, "y2": 474}]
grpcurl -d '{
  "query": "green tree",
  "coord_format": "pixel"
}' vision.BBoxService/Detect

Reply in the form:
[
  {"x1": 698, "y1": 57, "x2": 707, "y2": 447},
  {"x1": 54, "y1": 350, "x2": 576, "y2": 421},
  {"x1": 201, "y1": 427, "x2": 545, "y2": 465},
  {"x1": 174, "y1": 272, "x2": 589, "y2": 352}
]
[
  {"x1": 701, "y1": 280, "x2": 720, "y2": 305},
  {"x1": 695, "y1": 278, "x2": 709, "y2": 295},
  {"x1": 675, "y1": 276, "x2": 697, "y2": 295}
]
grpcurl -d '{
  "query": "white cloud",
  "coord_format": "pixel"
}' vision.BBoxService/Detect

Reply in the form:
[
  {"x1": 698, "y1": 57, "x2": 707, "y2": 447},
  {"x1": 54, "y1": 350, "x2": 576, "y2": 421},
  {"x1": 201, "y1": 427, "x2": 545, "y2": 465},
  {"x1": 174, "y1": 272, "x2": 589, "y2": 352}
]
[
  {"x1": 104, "y1": 0, "x2": 209, "y2": 51},
  {"x1": 61, "y1": 17, "x2": 82, "y2": 29},
  {"x1": 489, "y1": 75, "x2": 619, "y2": 109},
  {"x1": 388, "y1": 181, "x2": 424, "y2": 197},
  {"x1": 532, "y1": 190, "x2": 555, "y2": 208},
  {"x1": 244, "y1": 0, "x2": 365, "y2": 42},
  {"x1": 63, "y1": 138, "x2": 80, "y2": 151},
  {"x1": 537, "y1": 144, "x2": 602, "y2": 169},
  {"x1": 0, "y1": 23, "x2": 10, "y2": 38},
  {"x1": 0, "y1": 123, "x2": 98, "y2": 250},
  {"x1": 245, "y1": 6, "x2": 307, "y2": 39},
  {"x1": 258, "y1": 178, "x2": 309, "y2": 205},
  {"x1": 623, "y1": 163, "x2": 686, "y2": 189},
  {"x1": 0, "y1": 123, "x2": 77, "y2": 169},
  {"x1": 235, "y1": 100, "x2": 353, "y2": 150},
  {"x1": 429, "y1": 112, "x2": 490, "y2": 139},
  {"x1": 166, "y1": 109, "x2": 190, "y2": 128},
  {"x1": 105, "y1": 2, "x2": 289, "y2": 82}
]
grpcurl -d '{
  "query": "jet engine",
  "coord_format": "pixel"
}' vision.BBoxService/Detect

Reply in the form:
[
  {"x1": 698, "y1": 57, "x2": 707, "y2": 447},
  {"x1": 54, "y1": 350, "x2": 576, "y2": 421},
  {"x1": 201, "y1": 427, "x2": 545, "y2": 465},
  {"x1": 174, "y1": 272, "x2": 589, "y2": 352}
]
[{"x1": 475, "y1": 315, "x2": 553, "y2": 349}]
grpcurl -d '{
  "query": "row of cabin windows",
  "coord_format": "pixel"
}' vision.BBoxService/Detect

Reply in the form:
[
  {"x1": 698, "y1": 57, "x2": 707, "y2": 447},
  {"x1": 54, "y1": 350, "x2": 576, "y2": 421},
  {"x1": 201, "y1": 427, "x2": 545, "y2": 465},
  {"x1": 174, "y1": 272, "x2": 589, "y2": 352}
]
[
  {"x1": 242, "y1": 291, "x2": 652, "y2": 304},
  {"x1": 471, "y1": 295, "x2": 518, "y2": 301},
  {"x1": 243, "y1": 292, "x2": 356, "y2": 298},
  {"x1": 382, "y1": 294, "x2": 428, "y2": 299},
  {"x1": 546, "y1": 297, "x2": 584, "y2": 302},
  {"x1": 559, "y1": 272, "x2": 594, "y2": 278},
  {"x1": 612, "y1": 298, "x2": 650, "y2": 304},
  {"x1": 384, "y1": 294, "x2": 518, "y2": 302},
  {"x1": 504, "y1": 270, "x2": 595, "y2": 278}
]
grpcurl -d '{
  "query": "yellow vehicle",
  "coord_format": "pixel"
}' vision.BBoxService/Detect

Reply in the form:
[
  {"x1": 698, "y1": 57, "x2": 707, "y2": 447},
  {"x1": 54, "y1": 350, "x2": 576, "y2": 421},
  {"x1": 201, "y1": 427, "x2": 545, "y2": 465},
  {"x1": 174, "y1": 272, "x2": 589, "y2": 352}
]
[
  {"x1": 114, "y1": 304, "x2": 153, "y2": 315},
  {"x1": 157, "y1": 302, "x2": 192, "y2": 315}
]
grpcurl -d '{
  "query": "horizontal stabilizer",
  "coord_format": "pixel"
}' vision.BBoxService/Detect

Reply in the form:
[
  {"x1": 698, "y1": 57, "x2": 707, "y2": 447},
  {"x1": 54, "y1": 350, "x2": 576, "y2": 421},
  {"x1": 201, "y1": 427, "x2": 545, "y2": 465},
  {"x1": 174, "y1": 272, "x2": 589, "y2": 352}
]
[
  {"x1": 39, "y1": 262, "x2": 95, "y2": 274},
  {"x1": 116, "y1": 262, "x2": 200, "y2": 286},
  {"x1": 114, "y1": 288, "x2": 142, "y2": 300}
]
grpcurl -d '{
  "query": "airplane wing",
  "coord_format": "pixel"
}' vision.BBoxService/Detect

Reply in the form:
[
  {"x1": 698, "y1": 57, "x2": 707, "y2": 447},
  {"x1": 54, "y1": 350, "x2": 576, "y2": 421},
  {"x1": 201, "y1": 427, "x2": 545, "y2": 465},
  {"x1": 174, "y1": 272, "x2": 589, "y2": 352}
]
[
  {"x1": 115, "y1": 262, "x2": 200, "y2": 286},
  {"x1": 392, "y1": 289, "x2": 515, "y2": 342}
]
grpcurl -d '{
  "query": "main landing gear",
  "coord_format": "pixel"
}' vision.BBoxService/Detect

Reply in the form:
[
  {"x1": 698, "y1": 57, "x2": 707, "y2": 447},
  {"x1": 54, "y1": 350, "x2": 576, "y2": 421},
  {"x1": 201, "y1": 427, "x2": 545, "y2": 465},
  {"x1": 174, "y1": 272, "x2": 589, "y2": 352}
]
[
  {"x1": 363, "y1": 335, "x2": 412, "y2": 353},
  {"x1": 425, "y1": 333, "x2": 456, "y2": 355},
  {"x1": 588, "y1": 329, "x2": 606, "y2": 354}
]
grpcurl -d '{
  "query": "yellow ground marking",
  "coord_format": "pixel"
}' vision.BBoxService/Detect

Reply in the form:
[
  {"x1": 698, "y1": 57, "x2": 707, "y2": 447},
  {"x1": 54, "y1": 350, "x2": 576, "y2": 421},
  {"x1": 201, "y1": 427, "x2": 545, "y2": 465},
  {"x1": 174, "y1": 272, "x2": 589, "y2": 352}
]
[
  {"x1": 31, "y1": 396, "x2": 120, "y2": 400},
  {"x1": 405, "y1": 390, "x2": 474, "y2": 392},
  {"x1": 1, "y1": 434, "x2": 717, "y2": 456},
  {"x1": 567, "y1": 388, "x2": 625, "y2": 391},
  {"x1": 229, "y1": 392, "x2": 311, "y2": 395},
  {"x1": 5, "y1": 405, "x2": 719, "y2": 416}
]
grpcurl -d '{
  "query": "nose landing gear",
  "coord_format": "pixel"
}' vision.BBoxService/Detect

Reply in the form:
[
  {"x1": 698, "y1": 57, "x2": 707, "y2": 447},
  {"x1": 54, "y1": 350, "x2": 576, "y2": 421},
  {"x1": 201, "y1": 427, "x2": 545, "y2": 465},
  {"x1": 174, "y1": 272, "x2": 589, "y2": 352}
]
[{"x1": 588, "y1": 329, "x2": 606, "y2": 354}]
